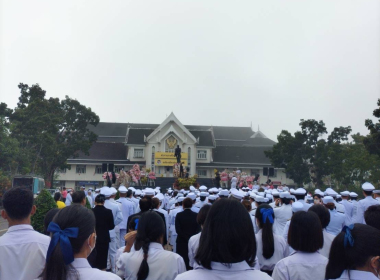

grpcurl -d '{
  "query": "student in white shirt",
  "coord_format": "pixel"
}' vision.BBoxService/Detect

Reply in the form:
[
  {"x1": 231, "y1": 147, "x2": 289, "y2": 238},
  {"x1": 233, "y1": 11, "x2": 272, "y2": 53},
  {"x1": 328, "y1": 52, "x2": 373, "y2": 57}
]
[
  {"x1": 308, "y1": 204, "x2": 335, "y2": 258},
  {"x1": 325, "y1": 224, "x2": 380, "y2": 280},
  {"x1": 188, "y1": 204, "x2": 211, "y2": 269},
  {"x1": 117, "y1": 210, "x2": 186, "y2": 279},
  {"x1": 0, "y1": 187, "x2": 51, "y2": 280},
  {"x1": 175, "y1": 199, "x2": 272, "y2": 280},
  {"x1": 272, "y1": 211, "x2": 328, "y2": 280},
  {"x1": 40, "y1": 204, "x2": 119, "y2": 280},
  {"x1": 255, "y1": 204, "x2": 289, "y2": 276}
]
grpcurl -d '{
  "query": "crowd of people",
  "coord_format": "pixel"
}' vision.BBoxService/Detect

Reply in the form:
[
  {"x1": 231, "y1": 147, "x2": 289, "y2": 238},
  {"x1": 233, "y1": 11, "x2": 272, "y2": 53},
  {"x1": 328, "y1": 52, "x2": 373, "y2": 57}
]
[{"x1": 1, "y1": 181, "x2": 380, "y2": 280}]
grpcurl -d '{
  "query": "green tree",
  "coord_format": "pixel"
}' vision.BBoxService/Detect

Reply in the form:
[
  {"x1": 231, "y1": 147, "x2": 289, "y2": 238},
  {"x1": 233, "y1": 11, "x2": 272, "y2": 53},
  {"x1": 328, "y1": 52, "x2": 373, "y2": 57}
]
[
  {"x1": 9, "y1": 83, "x2": 100, "y2": 185},
  {"x1": 31, "y1": 189, "x2": 57, "y2": 233},
  {"x1": 364, "y1": 98, "x2": 380, "y2": 157}
]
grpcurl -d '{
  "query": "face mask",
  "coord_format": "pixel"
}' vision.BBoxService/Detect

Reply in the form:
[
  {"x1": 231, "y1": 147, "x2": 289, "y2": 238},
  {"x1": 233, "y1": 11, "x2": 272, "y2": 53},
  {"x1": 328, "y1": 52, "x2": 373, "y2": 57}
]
[
  {"x1": 87, "y1": 234, "x2": 96, "y2": 255},
  {"x1": 314, "y1": 199, "x2": 320, "y2": 204}
]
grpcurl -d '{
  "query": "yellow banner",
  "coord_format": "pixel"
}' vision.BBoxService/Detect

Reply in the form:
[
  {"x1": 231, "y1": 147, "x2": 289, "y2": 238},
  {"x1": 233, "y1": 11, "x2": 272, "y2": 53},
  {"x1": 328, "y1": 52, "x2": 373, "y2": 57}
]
[
  {"x1": 155, "y1": 158, "x2": 188, "y2": 166},
  {"x1": 155, "y1": 152, "x2": 188, "y2": 160}
]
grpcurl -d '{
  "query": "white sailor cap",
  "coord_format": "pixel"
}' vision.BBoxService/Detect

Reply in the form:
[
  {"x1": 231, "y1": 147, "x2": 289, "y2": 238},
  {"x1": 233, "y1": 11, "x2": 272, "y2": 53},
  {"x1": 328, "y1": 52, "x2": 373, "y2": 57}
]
[
  {"x1": 155, "y1": 186, "x2": 161, "y2": 190},
  {"x1": 258, "y1": 192, "x2": 265, "y2": 197},
  {"x1": 272, "y1": 190, "x2": 280, "y2": 197},
  {"x1": 266, "y1": 194, "x2": 273, "y2": 200},
  {"x1": 294, "y1": 188, "x2": 307, "y2": 195},
  {"x1": 336, "y1": 194, "x2": 341, "y2": 199},
  {"x1": 190, "y1": 186, "x2": 195, "y2": 191},
  {"x1": 88, "y1": 188, "x2": 93, "y2": 191},
  {"x1": 290, "y1": 188, "x2": 295, "y2": 194},
  {"x1": 154, "y1": 193, "x2": 164, "y2": 201},
  {"x1": 110, "y1": 187, "x2": 117, "y2": 195},
  {"x1": 322, "y1": 196, "x2": 335, "y2": 204},
  {"x1": 208, "y1": 195, "x2": 217, "y2": 201},
  {"x1": 80, "y1": 186, "x2": 85, "y2": 189},
  {"x1": 68, "y1": 189, "x2": 73, "y2": 193},
  {"x1": 362, "y1": 182, "x2": 375, "y2": 191},
  {"x1": 199, "y1": 185, "x2": 207, "y2": 191},
  {"x1": 219, "y1": 190, "x2": 229, "y2": 197},
  {"x1": 200, "y1": 192, "x2": 208, "y2": 197},
  {"x1": 244, "y1": 192, "x2": 249, "y2": 197},
  {"x1": 176, "y1": 196, "x2": 185, "y2": 203},
  {"x1": 250, "y1": 193, "x2": 256, "y2": 199},
  {"x1": 94, "y1": 188, "x2": 100, "y2": 193},
  {"x1": 129, "y1": 187, "x2": 136, "y2": 192},
  {"x1": 279, "y1": 191, "x2": 292, "y2": 199},
  {"x1": 325, "y1": 188, "x2": 337, "y2": 197},
  {"x1": 231, "y1": 189, "x2": 245, "y2": 200},
  {"x1": 292, "y1": 201, "x2": 304, "y2": 212},
  {"x1": 135, "y1": 189, "x2": 142, "y2": 196},
  {"x1": 101, "y1": 187, "x2": 112, "y2": 197},
  {"x1": 118, "y1": 186, "x2": 128, "y2": 193},
  {"x1": 187, "y1": 193, "x2": 197, "y2": 200},
  {"x1": 255, "y1": 196, "x2": 266, "y2": 203},
  {"x1": 350, "y1": 192, "x2": 358, "y2": 198},
  {"x1": 144, "y1": 188, "x2": 155, "y2": 196}
]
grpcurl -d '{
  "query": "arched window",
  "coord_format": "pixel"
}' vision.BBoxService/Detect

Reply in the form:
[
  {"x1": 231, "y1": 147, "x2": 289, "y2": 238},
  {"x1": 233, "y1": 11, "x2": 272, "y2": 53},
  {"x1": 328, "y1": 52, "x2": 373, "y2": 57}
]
[
  {"x1": 188, "y1": 147, "x2": 191, "y2": 175},
  {"x1": 151, "y1": 146, "x2": 155, "y2": 172}
]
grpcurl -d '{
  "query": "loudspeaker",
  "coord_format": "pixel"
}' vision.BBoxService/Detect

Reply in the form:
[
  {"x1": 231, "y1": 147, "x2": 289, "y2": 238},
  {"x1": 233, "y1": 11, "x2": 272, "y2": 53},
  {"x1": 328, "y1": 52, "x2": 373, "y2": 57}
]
[
  {"x1": 102, "y1": 163, "x2": 108, "y2": 173},
  {"x1": 108, "y1": 163, "x2": 114, "y2": 172},
  {"x1": 263, "y1": 167, "x2": 268, "y2": 176},
  {"x1": 269, "y1": 168, "x2": 274, "y2": 177}
]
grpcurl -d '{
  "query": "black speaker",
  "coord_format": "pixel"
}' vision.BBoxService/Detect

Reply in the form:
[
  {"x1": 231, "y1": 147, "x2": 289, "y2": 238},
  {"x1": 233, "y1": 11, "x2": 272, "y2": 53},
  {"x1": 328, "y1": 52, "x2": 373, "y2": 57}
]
[
  {"x1": 269, "y1": 168, "x2": 274, "y2": 177},
  {"x1": 102, "y1": 163, "x2": 108, "y2": 173},
  {"x1": 108, "y1": 163, "x2": 114, "y2": 172},
  {"x1": 263, "y1": 167, "x2": 268, "y2": 176}
]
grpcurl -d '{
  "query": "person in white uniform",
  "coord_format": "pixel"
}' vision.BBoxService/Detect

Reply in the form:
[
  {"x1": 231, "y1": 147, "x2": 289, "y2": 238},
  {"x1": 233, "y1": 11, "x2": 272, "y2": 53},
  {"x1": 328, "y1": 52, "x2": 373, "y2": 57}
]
[
  {"x1": 117, "y1": 187, "x2": 136, "y2": 248},
  {"x1": 117, "y1": 211, "x2": 186, "y2": 280},
  {"x1": 323, "y1": 196, "x2": 345, "y2": 236},
  {"x1": 350, "y1": 192, "x2": 358, "y2": 217},
  {"x1": 340, "y1": 191, "x2": 354, "y2": 225},
  {"x1": 0, "y1": 188, "x2": 51, "y2": 280},
  {"x1": 86, "y1": 189, "x2": 94, "y2": 208},
  {"x1": 65, "y1": 189, "x2": 73, "y2": 206},
  {"x1": 273, "y1": 192, "x2": 293, "y2": 235},
  {"x1": 40, "y1": 204, "x2": 119, "y2": 280},
  {"x1": 230, "y1": 175, "x2": 238, "y2": 189},
  {"x1": 308, "y1": 204, "x2": 335, "y2": 258},
  {"x1": 102, "y1": 187, "x2": 123, "y2": 273},
  {"x1": 293, "y1": 188, "x2": 312, "y2": 211},
  {"x1": 255, "y1": 204, "x2": 289, "y2": 276},
  {"x1": 353, "y1": 182, "x2": 380, "y2": 224},
  {"x1": 272, "y1": 211, "x2": 328, "y2": 280},
  {"x1": 152, "y1": 196, "x2": 169, "y2": 242},
  {"x1": 169, "y1": 197, "x2": 185, "y2": 252},
  {"x1": 175, "y1": 199, "x2": 272, "y2": 280},
  {"x1": 325, "y1": 223, "x2": 380, "y2": 280}
]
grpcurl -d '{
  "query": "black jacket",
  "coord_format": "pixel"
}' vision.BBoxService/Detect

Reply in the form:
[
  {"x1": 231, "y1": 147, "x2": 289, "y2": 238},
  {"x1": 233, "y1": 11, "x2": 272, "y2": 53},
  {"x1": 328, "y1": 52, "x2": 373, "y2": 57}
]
[
  {"x1": 175, "y1": 209, "x2": 200, "y2": 244},
  {"x1": 92, "y1": 205, "x2": 115, "y2": 243}
]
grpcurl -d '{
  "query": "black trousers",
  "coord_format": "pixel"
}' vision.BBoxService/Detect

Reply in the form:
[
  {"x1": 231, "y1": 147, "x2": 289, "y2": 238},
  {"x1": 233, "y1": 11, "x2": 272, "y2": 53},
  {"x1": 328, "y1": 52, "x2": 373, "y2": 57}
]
[{"x1": 177, "y1": 242, "x2": 191, "y2": 270}]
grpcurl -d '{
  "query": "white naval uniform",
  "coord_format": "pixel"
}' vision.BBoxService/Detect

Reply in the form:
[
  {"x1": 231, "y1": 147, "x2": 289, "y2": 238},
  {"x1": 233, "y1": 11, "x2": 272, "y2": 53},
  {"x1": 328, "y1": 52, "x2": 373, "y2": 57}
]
[
  {"x1": 319, "y1": 230, "x2": 335, "y2": 258},
  {"x1": 117, "y1": 197, "x2": 136, "y2": 248},
  {"x1": 255, "y1": 229, "x2": 289, "y2": 271},
  {"x1": 353, "y1": 196, "x2": 380, "y2": 224},
  {"x1": 86, "y1": 195, "x2": 94, "y2": 208},
  {"x1": 296, "y1": 199, "x2": 312, "y2": 212},
  {"x1": 191, "y1": 205, "x2": 200, "y2": 213},
  {"x1": 328, "y1": 270, "x2": 378, "y2": 280},
  {"x1": 104, "y1": 199, "x2": 123, "y2": 273},
  {"x1": 0, "y1": 224, "x2": 50, "y2": 280},
  {"x1": 169, "y1": 207, "x2": 183, "y2": 252},
  {"x1": 272, "y1": 251, "x2": 328, "y2": 280},
  {"x1": 65, "y1": 193, "x2": 73, "y2": 206},
  {"x1": 273, "y1": 204, "x2": 292, "y2": 236},
  {"x1": 64, "y1": 258, "x2": 121, "y2": 280},
  {"x1": 154, "y1": 208, "x2": 170, "y2": 241},
  {"x1": 117, "y1": 242, "x2": 186, "y2": 280},
  {"x1": 231, "y1": 177, "x2": 238, "y2": 189},
  {"x1": 174, "y1": 261, "x2": 272, "y2": 280},
  {"x1": 341, "y1": 199, "x2": 354, "y2": 226},
  {"x1": 325, "y1": 209, "x2": 345, "y2": 236}
]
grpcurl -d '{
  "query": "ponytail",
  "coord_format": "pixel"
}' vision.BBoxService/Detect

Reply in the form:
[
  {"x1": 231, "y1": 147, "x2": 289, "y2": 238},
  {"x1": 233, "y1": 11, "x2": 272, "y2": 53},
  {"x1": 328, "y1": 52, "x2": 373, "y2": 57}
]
[
  {"x1": 255, "y1": 204, "x2": 275, "y2": 259},
  {"x1": 137, "y1": 239, "x2": 150, "y2": 280},
  {"x1": 325, "y1": 231, "x2": 347, "y2": 279}
]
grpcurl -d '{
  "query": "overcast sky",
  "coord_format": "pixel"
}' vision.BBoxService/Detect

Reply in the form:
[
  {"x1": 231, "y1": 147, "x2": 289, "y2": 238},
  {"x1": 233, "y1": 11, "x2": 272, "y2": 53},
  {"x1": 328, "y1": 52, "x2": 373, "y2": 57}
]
[{"x1": 1, "y1": 0, "x2": 379, "y2": 141}]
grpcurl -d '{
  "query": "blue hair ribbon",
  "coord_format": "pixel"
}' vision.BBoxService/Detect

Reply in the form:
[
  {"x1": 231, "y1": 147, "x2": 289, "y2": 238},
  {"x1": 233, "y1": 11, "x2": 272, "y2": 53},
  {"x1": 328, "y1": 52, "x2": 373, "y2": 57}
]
[
  {"x1": 260, "y1": 208, "x2": 274, "y2": 224},
  {"x1": 46, "y1": 222, "x2": 79, "y2": 265},
  {"x1": 134, "y1": 219, "x2": 139, "y2": 230},
  {"x1": 342, "y1": 224, "x2": 354, "y2": 248}
]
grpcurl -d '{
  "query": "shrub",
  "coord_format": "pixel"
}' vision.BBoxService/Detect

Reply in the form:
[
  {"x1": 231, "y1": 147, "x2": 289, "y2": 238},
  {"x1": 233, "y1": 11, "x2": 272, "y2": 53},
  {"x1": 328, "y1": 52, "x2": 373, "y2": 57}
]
[{"x1": 31, "y1": 189, "x2": 57, "y2": 233}]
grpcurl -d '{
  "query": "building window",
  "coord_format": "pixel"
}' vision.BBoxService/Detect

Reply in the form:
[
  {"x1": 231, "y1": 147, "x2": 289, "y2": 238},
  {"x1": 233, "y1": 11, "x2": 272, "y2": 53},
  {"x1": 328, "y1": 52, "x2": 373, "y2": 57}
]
[
  {"x1": 197, "y1": 150, "x2": 207, "y2": 159},
  {"x1": 95, "y1": 166, "x2": 103, "y2": 174},
  {"x1": 114, "y1": 166, "x2": 124, "y2": 173},
  {"x1": 197, "y1": 169, "x2": 207, "y2": 177},
  {"x1": 188, "y1": 147, "x2": 191, "y2": 174},
  {"x1": 151, "y1": 146, "x2": 155, "y2": 172},
  {"x1": 250, "y1": 169, "x2": 260, "y2": 176},
  {"x1": 76, "y1": 165, "x2": 86, "y2": 174},
  {"x1": 134, "y1": 148, "x2": 144, "y2": 158}
]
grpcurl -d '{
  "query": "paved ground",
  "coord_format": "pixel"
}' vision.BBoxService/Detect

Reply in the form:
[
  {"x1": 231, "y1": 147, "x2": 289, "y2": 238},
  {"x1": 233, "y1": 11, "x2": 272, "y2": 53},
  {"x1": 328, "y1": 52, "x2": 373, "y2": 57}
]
[{"x1": 0, "y1": 216, "x2": 8, "y2": 236}]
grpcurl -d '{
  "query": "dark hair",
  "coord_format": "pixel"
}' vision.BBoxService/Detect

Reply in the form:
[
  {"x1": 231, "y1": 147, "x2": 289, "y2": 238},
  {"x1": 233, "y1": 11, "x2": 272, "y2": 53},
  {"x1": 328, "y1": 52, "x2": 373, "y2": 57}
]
[
  {"x1": 139, "y1": 198, "x2": 152, "y2": 212},
  {"x1": 195, "y1": 199, "x2": 256, "y2": 269},
  {"x1": 196, "y1": 204, "x2": 211, "y2": 226},
  {"x1": 41, "y1": 205, "x2": 95, "y2": 280},
  {"x1": 281, "y1": 197, "x2": 291, "y2": 205},
  {"x1": 364, "y1": 205, "x2": 380, "y2": 230},
  {"x1": 295, "y1": 194, "x2": 305, "y2": 201},
  {"x1": 200, "y1": 196, "x2": 206, "y2": 202},
  {"x1": 183, "y1": 197, "x2": 193, "y2": 208},
  {"x1": 242, "y1": 200, "x2": 252, "y2": 212},
  {"x1": 288, "y1": 211, "x2": 323, "y2": 253},
  {"x1": 255, "y1": 204, "x2": 275, "y2": 259},
  {"x1": 63, "y1": 187, "x2": 66, "y2": 190},
  {"x1": 127, "y1": 189, "x2": 133, "y2": 197},
  {"x1": 54, "y1": 192, "x2": 62, "y2": 202},
  {"x1": 44, "y1": 208, "x2": 60, "y2": 235},
  {"x1": 324, "y1": 203, "x2": 336, "y2": 211},
  {"x1": 95, "y1": 194, "x2": 105, "y2": 204},
  {"x1": 3, "y1": 187, "x2": 34, "y2": 220},
  {"x1": 325, "y1": 224, "x2": 380, "y2": 279},
  {"x1": 72, "y1": 191, "x2": 85, "y2": 204},
  {"x1": 128, "y1": 215, "x2": 141, "y2": 231},
  {"x1": 151, "y1": 197, "x2": 160, "y2": 209},
  {"x1": 364, "y1": 190, "x2": 373, "y2": 196},
  {"x1": 134, "y1": 211, "x2": 165, "y2": 280},
  {"x1": 313, "y1": 194, "x2": 321, "y2": 199},
  {"x1": 308, "y1": 204, "x2": 330, "y2": 229}
]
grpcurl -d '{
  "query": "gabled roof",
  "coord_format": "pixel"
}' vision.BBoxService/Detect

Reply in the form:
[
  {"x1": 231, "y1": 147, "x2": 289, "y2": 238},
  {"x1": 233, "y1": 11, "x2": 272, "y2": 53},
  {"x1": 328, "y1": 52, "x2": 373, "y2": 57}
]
[
  {"x1": 213, "y1": 146, "x2": 272, "y2": 164},
  {"x1": 126, "y1": 128, "x2": 155, "y2": 145},
  {"x1": 71, "y1": 142, "x2": 127, "y2": 161}
]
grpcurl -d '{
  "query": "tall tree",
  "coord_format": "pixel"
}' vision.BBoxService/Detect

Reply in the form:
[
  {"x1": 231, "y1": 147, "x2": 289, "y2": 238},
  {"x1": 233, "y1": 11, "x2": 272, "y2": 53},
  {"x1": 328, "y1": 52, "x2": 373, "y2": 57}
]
[
  {"x1": 9, "y1": 83, "x2": 100, "y2": 185},
  {"x1": 364, "y1": 98, "x2": 380, "y2": 157}
]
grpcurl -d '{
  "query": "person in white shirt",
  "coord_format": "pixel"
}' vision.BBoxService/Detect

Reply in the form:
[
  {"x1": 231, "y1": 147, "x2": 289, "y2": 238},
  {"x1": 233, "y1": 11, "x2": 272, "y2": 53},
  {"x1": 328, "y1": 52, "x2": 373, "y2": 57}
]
[
  {"x1": 308, "y1": 204, "x2": 335, "y2": 258},
  {"x1": 325, "y1": 223, "x2": 380, "y2": 280},
  {"x1": 353, "y1": 182, "x2": 380, "y2": 224},
  {"x1": 293, "y1": 188, "x2": 312, "y2": 212},
  {"x1": 255, "y1": 204, "x2": 289, "y2": 276},
  {"x1": 231, "y1": 175, "x2": 238, "y2": 189},
  {"x1": 340, "y1": 191, "x2": 354, "y2": 225},
  {"x1": 65, "y1": 189, "x2": 73, "y2": 206},
  {"x1": 175, "y1": 199, "x2": 272, "y2": 280},
  {"x1": 87, "y1": 190, "x2": 94, "y2": 208},
  {"x1": 273, "y1": 192, "x2": 293, "y2": 235},
  {"x1": 272, "y1": 211, "x2": 328, "y2": 280},
  {"x1": 0, "y1": 187, "x2": 51, "y2": 280},
  {"x1": 117, "y1": 187, "x2": 136, "y2": 248},
  {"x1": 117, "y1": 211, "x2": 186, "y2": 280},
  {"x1": 40, "y1": 204, "x2": 119, "y2": 280},
  {"x1": 323, "y1": 196, "x2": 345, "y2": 236}
]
